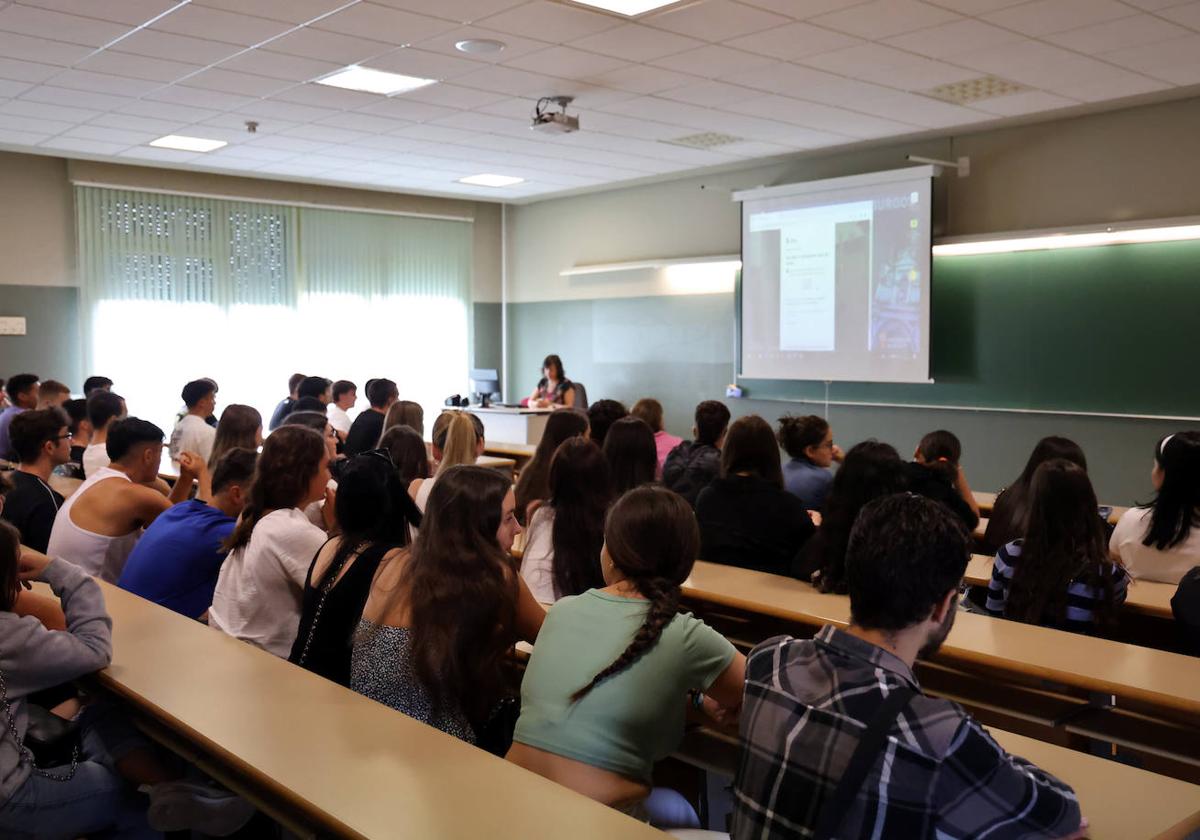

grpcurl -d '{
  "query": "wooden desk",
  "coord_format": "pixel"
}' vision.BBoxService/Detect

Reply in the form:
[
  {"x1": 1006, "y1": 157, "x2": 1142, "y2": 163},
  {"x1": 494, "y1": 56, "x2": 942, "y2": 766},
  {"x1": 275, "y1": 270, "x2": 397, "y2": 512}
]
[
  {"x1": 484, "y1": 442, "x2": 537, "y2": 472},
  {"x1": 974, "y1": 490, "x2": 1130, "y2": 526},
  {"x1": 476, "y1": 454, "x2": 517, "y2": 483},
  {"x1": 47, "y1": 473, "x2": 82, "y2": 499},
  {"x1": 82, "y1": 581, "x2": 662, "y2": 840},
  {"x1": 463, "y1": 407, "x2": 552, "y2": 446}
]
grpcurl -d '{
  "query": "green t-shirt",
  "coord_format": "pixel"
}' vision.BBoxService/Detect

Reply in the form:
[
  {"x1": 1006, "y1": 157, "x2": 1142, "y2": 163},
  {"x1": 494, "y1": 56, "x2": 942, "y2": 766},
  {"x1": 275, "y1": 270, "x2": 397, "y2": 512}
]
[{"x1": 513, "y1": 589, "x2": 736, "y2": 783}]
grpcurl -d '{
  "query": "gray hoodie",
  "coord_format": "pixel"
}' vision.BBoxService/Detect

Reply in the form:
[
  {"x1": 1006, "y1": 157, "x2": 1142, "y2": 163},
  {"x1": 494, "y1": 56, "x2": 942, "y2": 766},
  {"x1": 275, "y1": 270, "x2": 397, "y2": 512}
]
[{"x1": 0, "y1": 559, "x2": 112, "y2": 803}]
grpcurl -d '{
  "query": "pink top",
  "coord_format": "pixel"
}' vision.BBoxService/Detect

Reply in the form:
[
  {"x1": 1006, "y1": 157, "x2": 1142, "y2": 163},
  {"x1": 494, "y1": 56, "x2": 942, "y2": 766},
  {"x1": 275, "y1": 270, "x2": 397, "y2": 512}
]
[{"x1": 653, "y1": 430, "x2": 684, "y2": 480}]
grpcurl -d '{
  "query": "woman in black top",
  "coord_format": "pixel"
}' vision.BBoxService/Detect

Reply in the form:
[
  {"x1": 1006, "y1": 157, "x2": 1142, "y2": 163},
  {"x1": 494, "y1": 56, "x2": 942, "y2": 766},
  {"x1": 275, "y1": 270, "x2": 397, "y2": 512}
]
[
  {"x1": 527, "y1": 354, "x2": 575, "y2": 408},
  {"x1": 695, "y1": 415, "x2": 816, "y2": 576},
  {"x1": 602, "y1": 416, "x2": 657, "y2": 497},
  {"x1": 983, "y1": 436, "x2": 1088, "y2": 553},
  {"x1": 289, "y1": 450, "x2": 421, "y2": 685},
  {"x1": 906, "y1": 430, "x2": 980, "y2": 531}
]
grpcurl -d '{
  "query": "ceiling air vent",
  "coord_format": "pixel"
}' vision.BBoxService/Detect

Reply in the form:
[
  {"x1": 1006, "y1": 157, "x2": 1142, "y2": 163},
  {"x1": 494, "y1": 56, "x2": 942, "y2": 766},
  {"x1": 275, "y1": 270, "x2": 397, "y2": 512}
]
[
  {"x1": 923, "y1": 75, "x2": 1031, "y2": 105},
  {"x1": 661, "y1": 132, "x2": 745, "y2": 150}
]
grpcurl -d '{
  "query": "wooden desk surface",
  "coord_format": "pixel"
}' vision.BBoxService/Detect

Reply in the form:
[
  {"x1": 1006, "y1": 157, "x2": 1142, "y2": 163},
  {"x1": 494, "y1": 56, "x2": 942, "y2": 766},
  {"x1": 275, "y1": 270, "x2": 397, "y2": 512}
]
[
  {"x1": 484, "y1": 442, "x2": 538, "y2": 460},
  {"x1": 476, "y1": 454, "x2": 516, "y2": 469},
  {"x1": 993, "y1": 730, "x2": 1200, "y2": 840},
  {"x1": 974, "y1": 491, "x2": 1130, "y2": 526},
  {"x1": 964, "y1": 555, "x2": 1175, "y2": 621},
  {"x1": 87, "y1": 581, "x2": 662, "y2": 840},
  {"x1": 682, "y1": 561, "x2": 1200, "y2": 719}
]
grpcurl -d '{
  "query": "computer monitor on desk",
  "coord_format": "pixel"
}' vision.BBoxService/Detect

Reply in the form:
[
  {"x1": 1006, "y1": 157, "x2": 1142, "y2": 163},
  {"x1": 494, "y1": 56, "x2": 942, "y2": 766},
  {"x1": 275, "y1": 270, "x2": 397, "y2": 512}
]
[{"x1": 470, "y1": 368, "x2": 500, "y2": 408}]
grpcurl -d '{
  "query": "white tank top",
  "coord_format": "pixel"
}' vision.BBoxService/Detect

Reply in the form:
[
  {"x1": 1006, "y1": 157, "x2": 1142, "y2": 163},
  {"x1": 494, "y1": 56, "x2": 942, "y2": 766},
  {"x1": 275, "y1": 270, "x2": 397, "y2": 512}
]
[
  {"x1": 46, "y1": 466, "x2": 143, "y2": 583},
  {"x1": 413, "y1": 475, "x2": 437, "y2": 513}
]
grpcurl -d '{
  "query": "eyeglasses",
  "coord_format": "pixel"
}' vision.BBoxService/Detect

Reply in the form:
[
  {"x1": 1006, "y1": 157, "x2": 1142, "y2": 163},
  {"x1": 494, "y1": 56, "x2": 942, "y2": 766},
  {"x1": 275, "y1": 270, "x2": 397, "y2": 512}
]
[{"x1": 52, "y1": 433, "x2": 73, "y2": 441}]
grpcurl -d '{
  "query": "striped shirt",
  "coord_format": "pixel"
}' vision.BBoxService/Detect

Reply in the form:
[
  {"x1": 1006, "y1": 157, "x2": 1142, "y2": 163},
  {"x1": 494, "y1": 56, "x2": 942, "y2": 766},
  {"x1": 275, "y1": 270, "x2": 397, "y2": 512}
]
[
  {"x1": 732, "y1": 628, "x2": 1080, "y2": 840},
  {"x1": 986, "y1": 540, "x2": 1129, "y2": 633}
]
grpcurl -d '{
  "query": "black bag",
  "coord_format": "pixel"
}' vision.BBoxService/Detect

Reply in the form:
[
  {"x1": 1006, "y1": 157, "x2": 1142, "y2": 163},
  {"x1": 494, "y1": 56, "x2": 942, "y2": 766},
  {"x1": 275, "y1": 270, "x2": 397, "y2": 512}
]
[
  {"x1": 475, "y1": 695, "x2": 520, "y2": 757},
  {"x1": 22, "y1": 703, "x2": 82, "y2": 769}
]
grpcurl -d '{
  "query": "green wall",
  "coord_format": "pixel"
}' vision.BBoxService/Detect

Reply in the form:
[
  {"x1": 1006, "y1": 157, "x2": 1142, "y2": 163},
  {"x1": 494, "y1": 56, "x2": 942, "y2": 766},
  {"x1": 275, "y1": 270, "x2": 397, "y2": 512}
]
[
  {"x1": 0, "y1": 285, "x2": 83, "y2": 392},
  {"x1": 473, "y1": 302, "x2": 502, "y2": 376}
]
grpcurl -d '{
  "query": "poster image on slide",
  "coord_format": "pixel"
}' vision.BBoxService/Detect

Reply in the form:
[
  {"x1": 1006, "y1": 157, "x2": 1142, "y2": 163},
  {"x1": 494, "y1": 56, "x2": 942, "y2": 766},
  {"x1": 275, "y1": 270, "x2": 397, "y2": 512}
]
[{"x1": 870, "y1": 227, "x2": 923, "y2": 359}]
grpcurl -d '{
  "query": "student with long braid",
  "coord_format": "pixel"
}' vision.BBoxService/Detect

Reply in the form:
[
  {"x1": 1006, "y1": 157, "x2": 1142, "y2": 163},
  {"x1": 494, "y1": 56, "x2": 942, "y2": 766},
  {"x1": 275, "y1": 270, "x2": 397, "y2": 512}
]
[{"x1": 506, "y1": 485, "x2": 745, "y2": 823}]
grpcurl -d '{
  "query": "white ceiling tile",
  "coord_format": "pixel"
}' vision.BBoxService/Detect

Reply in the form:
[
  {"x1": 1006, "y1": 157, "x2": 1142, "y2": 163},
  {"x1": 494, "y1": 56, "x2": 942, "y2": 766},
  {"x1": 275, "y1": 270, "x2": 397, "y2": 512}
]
[
  {"x1": 117, "y1": 144, "x2": 201, "y2": 161},
  {"x1": 18, "y1": 0, "x2": 178, "y2": 26},
  {"x1": 450, "y1": 63, "x2": 561, "y2": 95},
  {"x1": 723, "y1": 61, "x2": 846, "y2": 95},
  {"x1": 233, "y1": 98, "x2": 342, "y2": 122},
  {"x1": 217, "y1": 49, "x2": 341, "y2": 82},
  {"x1": 202, "y1": 143, "x2": 299, "y2": 161},
  {"x1": 262, "y1": 27, "x2": 394, "y2": 64},
  {"x1": 0, "y1": 112, "x2": 74, "y2": 133},
  {"x1": 41, "y1": 136, "x2": 134, "y2": 154},
  {"x1": 501, "y1": 45, "x2": 628, "y2": 79},
  {"x1": 567, "y1": 23, "x2": 703, "y2": 62},
  {"x1": 90, "y1": 112, "x2": 190, "y2": 133},
  {"x1": 428, "y1": 109, "x2": 527, "y2": 133},
  {"x1": 248, "y1": 134, "x2": 331, "y2": 152},
  {"x1": 717, "y1": 139, "x2": 810, "y2": 156},
  {"x1": 180, "y1": 67, "x2": 293, "y2": 96},
  {"x1": 0, "y1": 77, "x2": 31, "y2": 97},
  {"x1": 197, "y1": 154, "x2": 276, "y2": 169},
  {"x1": 1045, "y1": 14, "x2": 1192, "y2": 54},
  {"x1": 802, "y1": 46, "x2": 978, "y2": 89},
  {"x1": 589, "y1": 63, "x2": 696, "y2": 94},
  {"x1": 0, "y1": 4, "x2": 130, "y2": 46},
  {"x1": 661, "y1": 79, "x2": 759, "y2": 106},
  {"x1": 476, "y1": 1, "x2": 622, "y2": 42},
  {"x1": 727, "y1": 0, "x2": 868, "y2": 18},
  {"x1": 1101, "y1": 34, "x2": 1200, "y2": 84},
  {"x1": 722, "y1": 95, "x2": 919, "y2": 137},
  {"x1": 787, "y1": 74, "x2": 900, "y2": 106},
  {"x1": 43, "y1": 69, "x2": 160, "y2": 96},
  {"x1": 1158, "y1": 2, "x2": 1200, "y2": 28},
  {"x1": 959, "y1": 40, "x2": 1146, "y2": 88},
  {"x1": 399, "y1": 81, "x2": 510, "y2": 108},
  {"x1": 61, "y1": 123, "x2": 157, "y2": 144},
  {"x1": 921, "y1": 0, "x2": 1027, "y2": 11},
  {"x1": 645, "y1": 0, "x2": 790, "y2": 41},
  {"x1": 723, "y1": 21, "x2": 863, "y2": 62},
  {"x1": 118, "y1": 98, "x2": 221, "y2": 122},
  {"x1": 0, "y1": 30, "x2": 95, "y2": 64},
  {"x1": 968, "y1": 90, "x2": 1076, "y2": 115},
  {"x1": 192, "y1": 0, "x2": 351, "y2": 25},
  {"x1": 346, "y1": 133, "x2": 426, "y2": 151},
  {"x1": 810, "y1": 0, "x2": 960, "y2": 38},
  {"x1": 883, "y1": 19, "x2": 1023, "y2": 59},
  {"x1": 980, "y1": 0, "x2": 1133, "y2": 36},
  {"x1": 650, "y1": 44, "x2": 778, "y2": 77},
  {"x1": 111, "y1": 29, "x2": 244, "y2": 64},
  {"x1": 150, "y1": 5, "x2": 295, "y2": 46},
  {"x1": 312, "y1": 5, "x2": 458, "y2": 45},
  {"x1": 852, "y1": 89, "x2": 994, "y2": 127},
  {"x1": 0, "y1": 128, "x2": 53, "y2": 145},
  {"x1": 471, "y1": 95, "x2": 539, "y2": 118},
  {"x1": 267, "y1": 82, "x2": 383, "y2": 110},
  {"x1": 353, "y1": 96, "x2": 457, "y2": 121},
  {"x1": 199, "y1": 111, "x2": 300, "y2": 132},
  {"x1": 314, "y1": 142, "x2": 403, "y2": 160},
  {"x1": 0, "y1": 56, "x2": 61, "y2": 83},
  {"x1": 146, "y1": 83, "x2": 258, "y2": 110},
  {"x1": 0, "y1": 97, "x2": 98, "y2": 121},
  {"x1": 413, "y1": 25, "x2": 552, "y2": 64},
  {"x1": 1118, "y1": 0, "x2": 1195, "y2": 9},
  {"x1": 372, "y1": 0, "x2": 527, "y2": 22},
  {"x1": 76, "y1": 50, "x2": 201, "y2": 83},
  {"x1": 366, "y1": 46, "x2": 485, "y2": 80},
  {"x1": 279, "y1": 123, "x2": 371, "y2": 143},
  {"x1": 1048, "y1": 73, "x2": 1170, "y2": 102}
]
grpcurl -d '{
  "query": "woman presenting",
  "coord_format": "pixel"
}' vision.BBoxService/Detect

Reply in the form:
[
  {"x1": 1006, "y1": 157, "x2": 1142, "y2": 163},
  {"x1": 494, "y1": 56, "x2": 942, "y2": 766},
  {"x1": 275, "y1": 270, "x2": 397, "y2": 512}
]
[{"x1": 527, "y1": 355, "x2": 575, "y2": 408}]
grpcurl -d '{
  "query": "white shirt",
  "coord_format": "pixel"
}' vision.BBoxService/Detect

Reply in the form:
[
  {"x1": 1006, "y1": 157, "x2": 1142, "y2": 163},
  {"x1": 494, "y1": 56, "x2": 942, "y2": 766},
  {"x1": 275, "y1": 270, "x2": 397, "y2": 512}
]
[
  {"x1": 208, "y1": 507, "x2": 327, "y2": 657},
  {"x1": 327, "y1": 404, "x2": 352, "y2": 435},
  {"x1": 1110, "y1": 505, "x2": 1200, "y2": 585},
  {"x1": 519, "y1": 506, "x2": 556, "y2": 605},
  {"x1": 46, "y1": 466, "x2": 142, "y2": 582},
  {"x1": 82, "y1": 443, "x2": 110, "y2": 478},
  {"x1": 169, "y1": 414, "x2": 216, "y2": 465}
]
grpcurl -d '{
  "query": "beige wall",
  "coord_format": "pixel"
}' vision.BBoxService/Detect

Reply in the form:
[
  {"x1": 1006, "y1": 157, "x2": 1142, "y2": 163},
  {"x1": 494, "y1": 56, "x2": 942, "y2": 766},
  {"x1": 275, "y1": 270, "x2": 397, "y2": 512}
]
[{"x1": 0, "y1": 153, "x2": 75, "y2": 287}]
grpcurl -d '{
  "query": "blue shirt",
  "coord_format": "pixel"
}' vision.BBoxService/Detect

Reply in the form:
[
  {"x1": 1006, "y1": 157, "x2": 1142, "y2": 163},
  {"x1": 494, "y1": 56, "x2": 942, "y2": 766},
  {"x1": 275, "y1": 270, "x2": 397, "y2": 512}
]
[
  {"x1": 0, "y1": 406, "x2": 26, "y2": 461},
  {"x1": 117, "y1": 500, "x2": 235, "y2": 619},
  {"x1": 783, "y1": 457, "x2": 833, "y2": 511}
]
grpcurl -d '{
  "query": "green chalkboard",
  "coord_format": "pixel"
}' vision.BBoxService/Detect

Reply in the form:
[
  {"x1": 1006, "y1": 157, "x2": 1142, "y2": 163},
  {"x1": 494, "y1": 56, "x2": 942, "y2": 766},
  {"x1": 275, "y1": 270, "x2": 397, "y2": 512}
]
[{"x1": 738, "y1": 239, "x2": 1200, "y2": 418}]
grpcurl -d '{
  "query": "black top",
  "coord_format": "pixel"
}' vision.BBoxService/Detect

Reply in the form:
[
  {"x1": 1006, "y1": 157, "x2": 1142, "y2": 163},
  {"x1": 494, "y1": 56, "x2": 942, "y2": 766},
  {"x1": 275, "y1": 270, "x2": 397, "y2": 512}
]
[
  {"x1": 344, "y1": 410, "x2": 384, "y2": 458},
  {"x1": 695, "y1": 474, "x2": 816, "y2": 577},
  {"x1": 268, "y1": 397, "x2": 296, "y2": 431},
  {"x1": 662, "y1": 440, "x2": 721, "y2": 508},
  {"x1": 535, "y1": 377, "x2": 573, "y2": 404},
  {"x1": 0, "y1": 471, "x2": 64, "y2": 553},
  {"x1": 904, "y1": 462, "x2": 979, "y2": 531},
  {"x1": 289, "y1": 540, "x2": 398, "y2": 686},
  {"x1": 1172, "y1": 566, "x2": 1200, "y2": 656}
]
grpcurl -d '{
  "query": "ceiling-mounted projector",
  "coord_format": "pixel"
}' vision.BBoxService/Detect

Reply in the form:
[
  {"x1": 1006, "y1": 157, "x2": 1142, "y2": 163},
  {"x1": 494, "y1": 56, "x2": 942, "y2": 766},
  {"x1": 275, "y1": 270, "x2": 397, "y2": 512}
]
[{"x1": 532, "y1": 96, "x2": 579, "y2": 134}]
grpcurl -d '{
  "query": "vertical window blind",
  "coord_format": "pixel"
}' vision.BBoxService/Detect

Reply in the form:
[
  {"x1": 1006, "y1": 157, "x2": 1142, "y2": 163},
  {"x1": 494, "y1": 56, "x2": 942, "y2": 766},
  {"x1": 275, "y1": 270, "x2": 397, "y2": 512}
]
[{"x1": 76, "y1": 186, "x2": 472, "y2": 436}]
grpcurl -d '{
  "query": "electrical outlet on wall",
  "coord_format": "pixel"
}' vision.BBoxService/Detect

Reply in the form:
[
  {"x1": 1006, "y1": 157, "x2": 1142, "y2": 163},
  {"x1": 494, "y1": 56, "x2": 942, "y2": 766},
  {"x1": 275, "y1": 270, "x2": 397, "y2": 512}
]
[{"x1": 0, "y1": 317, "x2": 28, "y2": 335}]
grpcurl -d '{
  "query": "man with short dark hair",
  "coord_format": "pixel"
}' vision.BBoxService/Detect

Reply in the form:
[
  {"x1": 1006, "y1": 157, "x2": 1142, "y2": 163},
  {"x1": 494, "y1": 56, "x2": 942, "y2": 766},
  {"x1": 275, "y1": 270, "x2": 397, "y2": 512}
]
[
  {"x1": 297, "y1": 376, "x2": 332, "y2": 404},
  {"x1": 732, "y1": 493, "x2": 1083, "y2": 840},
  {"x1": 169, "y1": 379, "x2": 217, "y2": 466},
  {"x1": 269, "y1": 372, "x2": 306, "y2": 431},
  {"x1": 344, "y1": 377, "x2": 397, "y2": 457},
  {"x1": 82, "y1": 391, "x2": 126, "y2": 477},
  {"x1": 36, "y1": 379, "x2": 71, "y2": 410},
  {"x1": 327, "y1": 379, "x2": 357, "y2": 441},
  {"x1": 119, "y1": 447, "x2": 256, "y2": 618},
  {"x1": 82, "y1": 375, "x2": 112, "y2": 397},
  {"x1": 662, "y1": 399, "x2": 731, "y2": 507},
  {"x1": 61, "y1": 398, "x2": 91, "y2": 468},
  {"x1": 1, "y1": 409, "x2": 71, "y2": 552},
  {"x1": 47, "y1": 417, "x2": 206, "y2": 582},
  {"x1": 0, "y1": 373, "x2": 40, "y2": 461}
]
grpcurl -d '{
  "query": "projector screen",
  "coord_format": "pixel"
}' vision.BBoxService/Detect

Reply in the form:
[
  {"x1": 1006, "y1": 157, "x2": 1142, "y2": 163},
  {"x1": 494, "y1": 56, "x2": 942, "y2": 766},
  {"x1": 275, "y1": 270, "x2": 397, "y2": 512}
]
[{"x1": 735, "y1": 166, "x2": 934, "y2": 384}]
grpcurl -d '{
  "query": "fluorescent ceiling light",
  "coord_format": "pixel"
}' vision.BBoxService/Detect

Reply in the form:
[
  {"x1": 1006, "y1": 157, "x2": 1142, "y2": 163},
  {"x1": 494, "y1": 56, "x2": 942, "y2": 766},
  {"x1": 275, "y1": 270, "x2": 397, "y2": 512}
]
[
  {"x1": 568, "y1": 0, "x2": 685, "y2": 15},
  {"x1": 149, "y1": 134, "x2": 227, "y2": 153},
  {"x1": 316, "y1": 65, "x2": 436, "y2": 96},
  {"x1": 458, "y1": 174, "x2": 525, "y2": 187},
  {"x1": 933, "y1": 224, "x2": 1200, "y2": 256}
]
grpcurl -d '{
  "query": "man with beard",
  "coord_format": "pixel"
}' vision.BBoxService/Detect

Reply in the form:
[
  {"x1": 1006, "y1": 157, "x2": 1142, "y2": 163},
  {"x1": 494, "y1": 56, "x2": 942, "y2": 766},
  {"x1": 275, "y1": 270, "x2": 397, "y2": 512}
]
[{"x1": 731, "y1": 492, "x2": 1085, "y2": 840}]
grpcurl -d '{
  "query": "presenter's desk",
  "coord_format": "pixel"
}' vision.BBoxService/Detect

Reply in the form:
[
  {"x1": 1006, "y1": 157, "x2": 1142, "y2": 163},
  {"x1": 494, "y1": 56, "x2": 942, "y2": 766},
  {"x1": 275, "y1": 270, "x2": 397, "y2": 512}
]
[{"x1": 462, "y1": 406, "x2": 552, "y2": 446}]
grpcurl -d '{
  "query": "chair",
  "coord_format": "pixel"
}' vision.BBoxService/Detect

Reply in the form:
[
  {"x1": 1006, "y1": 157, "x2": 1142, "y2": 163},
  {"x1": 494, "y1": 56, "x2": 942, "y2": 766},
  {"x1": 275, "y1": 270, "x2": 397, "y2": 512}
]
[{"x1": 571, "y1": 381, "x2": 589, "y2": 410}]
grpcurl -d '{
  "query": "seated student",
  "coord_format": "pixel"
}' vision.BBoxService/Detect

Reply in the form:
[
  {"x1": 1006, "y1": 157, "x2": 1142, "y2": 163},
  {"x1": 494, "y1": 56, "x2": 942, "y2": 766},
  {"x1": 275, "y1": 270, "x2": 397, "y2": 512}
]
[
  {"x1": 520, "y1": 437, "x2": 613, "y2": 604},
  {"x1": 0, "y1": 528, "x2": 254, "y2": 837},
  {"x1": 117, "y1": 448, "x2": 256, "y2": 619},
  {"x1": 283, "y1": 410, "x2": 341, "y2": 527},
  {"x1": 379, "y1": 424, "x2": 431, "y2": 486},
  {"x1": 36, "y1": 379, "x2": 71, "y2": 410},
  {"x1": 1, "y1": 409, "x2": 71, "y2": 552},
  {"x1": 268, "y1": 372, "x2": 305, "y2": 432},
  {"x1": 662, "y1": 400, "x2": 731, "y2": 508},
  {"x1": 208, "y1": 404, "x2": 262, "y2": 471},
  {"x1": 352, "y1": 466, "x2": 544, "y2": 746},
  {"x1": 985, "y1": 436, "x2": 1088, "y2": 553},
  {"x1": 732, "y1": 493, "x2": 1083, "y2": 840},
  {"x1": 696, "y1": 415, "x2": 815, "y2": 575},
  {"x1": 82, "y1": 375, "x2": 112, "y2": 398},
  {"x1": 603, "y1": 416, "x2": 658, "y2": 497},
  {"x1": 513, "y1": 408, "x2": 589, "y2": 524},
  {"x1": 796, "y1": 440, "x2": 909, "y2": 593},
  {"x1": 345, "y1": 378, "x2": 398, "y2": 457},
  {"x1": 586, "y1": 399, "x2": 627, "y2": 449},
  {"x1": 0, "y1": 373, "x2": 39, "y2": 461},
  {"x1": 906, "y1": 430, "x2": 980, "y2": 530},
  {"x1": 508, "y1": 485, "x2": 745, "y2": 820},
  {"x1": 1172, "y1": 566, "x2": 1200, "y2": 655},
  {"x1": 327, "y1": 379, "x2": 357, "y2": 441},
  {"x1": 169, "y1": 379, "x2": 218, "y2": 467},
  {"x1": 1110, "y1": 431, "x2": 1200, "y2": 584},
  {"x1": 209, "y1": 426, "x2": 330, "y2": 657},
  {"x1": 630, "y1": 398, "x2": 682, "y2": 479},
  {"x1": 778, "y1": 414, "x2": 843, "y2": 512},
  {"x1": 297, "y1": 375, "x2": 331, "y2": 406},
  {"x1": 987, "y1": 460, "x2": 1128, "y2": 634},
  {"x1": 61, "y1": 397, "x2": 91, "y2": 472},
  {"x1": 47, "y1": 418, "x2": 203, "y2": 582},
  {"x1": 290, "y1": 451, "x2": 422, "y2": 686},
  {"x1": 82, "y1": 391, "x2": 126, "y2": 478},
  {"x1": 380, "y1": 399, "x2": 425, "y2": 441},
  {"x1": 409, "y1": 411, "x2": 485, "y2": 512}
]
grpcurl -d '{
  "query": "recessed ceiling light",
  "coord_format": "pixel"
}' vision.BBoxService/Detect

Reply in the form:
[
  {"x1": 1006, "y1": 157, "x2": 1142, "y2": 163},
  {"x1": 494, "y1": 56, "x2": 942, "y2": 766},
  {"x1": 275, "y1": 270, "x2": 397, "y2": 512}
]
[
  {"x1": 316, "y1": 65, "x2": 436, "y2": 96},
  {"x1": 458, "y1": 174, "x2": 525, "y2": 187},
  {"x1": 455, "y1": 38, "x2": 506, "y2": 54},
  {"x1": 149, "y1": 134, "x2": 227, "y2": 153},
  {"x1": 567, "y1": 0, "x2": 686, "y2": 15}
]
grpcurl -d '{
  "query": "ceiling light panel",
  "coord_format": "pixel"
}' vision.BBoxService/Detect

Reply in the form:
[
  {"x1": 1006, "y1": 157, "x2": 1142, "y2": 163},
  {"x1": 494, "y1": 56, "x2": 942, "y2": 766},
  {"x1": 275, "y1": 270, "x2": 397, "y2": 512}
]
[
  {"x1": 149, "y1": 134, "x2": 228, "y2": 152},
  {"x1": 566, "y1": 0, "x2": 687, "y2": 15},
  {"x1": 315, "y1": 65, "x2": 438, "y2": 95},
  {"x1": 458, "y1": 173, "x2": 526, "y2": 186}
]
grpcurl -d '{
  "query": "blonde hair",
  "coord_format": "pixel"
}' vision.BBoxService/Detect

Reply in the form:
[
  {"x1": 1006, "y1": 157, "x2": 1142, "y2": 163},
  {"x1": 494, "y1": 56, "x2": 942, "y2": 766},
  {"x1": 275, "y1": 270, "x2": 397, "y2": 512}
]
[
  {"x1": 436, "y1": 411, "x2": 483, "y2": 476},
  {"x1": 381, "y1": 400, "x2": 424, "y2": 440}
]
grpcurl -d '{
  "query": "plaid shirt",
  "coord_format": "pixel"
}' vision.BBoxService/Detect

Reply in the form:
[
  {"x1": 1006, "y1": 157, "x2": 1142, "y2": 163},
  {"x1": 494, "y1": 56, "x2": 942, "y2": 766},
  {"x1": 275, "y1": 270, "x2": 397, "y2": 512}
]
[{"x1": 731, "y1": 627, "x2": 1080, "y2": 839}]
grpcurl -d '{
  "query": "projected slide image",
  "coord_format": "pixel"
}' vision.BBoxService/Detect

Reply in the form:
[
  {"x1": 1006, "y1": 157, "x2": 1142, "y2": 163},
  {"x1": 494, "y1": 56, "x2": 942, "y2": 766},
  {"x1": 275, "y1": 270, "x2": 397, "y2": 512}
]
[{"x1": 871, "y1": 224, "x2": 924, "y2": 360}]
